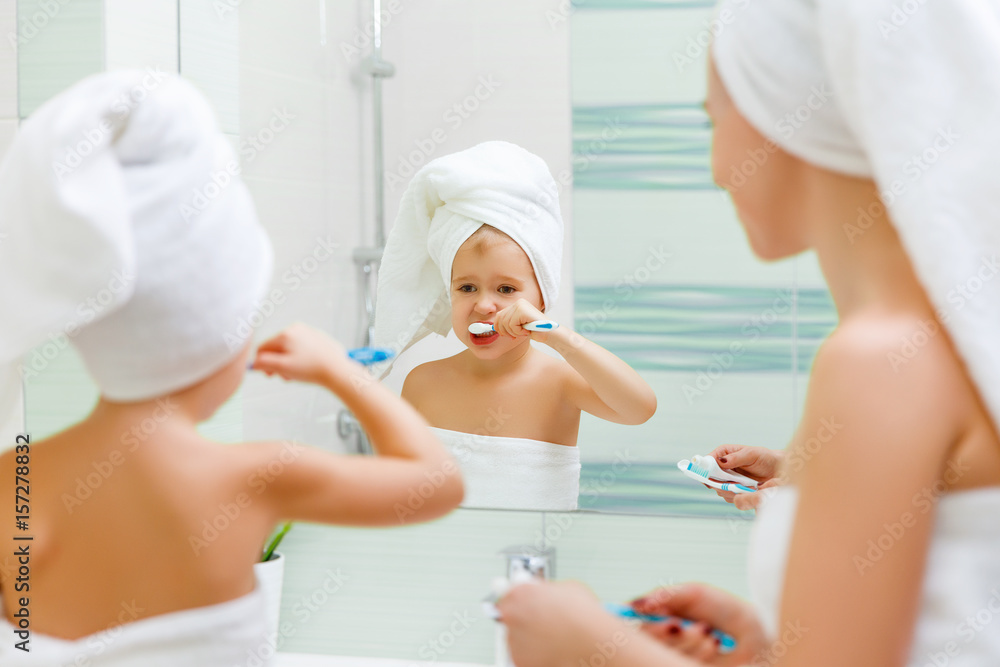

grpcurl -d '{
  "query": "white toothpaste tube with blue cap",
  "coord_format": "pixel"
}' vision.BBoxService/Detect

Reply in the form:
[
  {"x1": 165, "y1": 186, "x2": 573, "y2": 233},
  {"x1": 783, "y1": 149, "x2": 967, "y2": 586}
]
[{"x1": 677, "y1": 455, "x2": 758, "y2": 494}]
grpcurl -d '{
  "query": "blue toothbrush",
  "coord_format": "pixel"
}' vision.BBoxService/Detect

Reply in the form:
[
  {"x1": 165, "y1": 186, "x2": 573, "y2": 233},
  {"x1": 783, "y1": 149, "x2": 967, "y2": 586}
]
[
  {"x1": 247, "y1": 346, "x2": 395, "y2": 370},
  {"x1": 604, "y1": 603, "x2": 737, "y2": 654}
]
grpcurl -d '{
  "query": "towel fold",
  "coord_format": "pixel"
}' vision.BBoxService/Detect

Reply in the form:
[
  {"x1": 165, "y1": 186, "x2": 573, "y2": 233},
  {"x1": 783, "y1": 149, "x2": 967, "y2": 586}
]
[
  {"x1": 430, "y1": 427, "x2": 580, "y2": 511},
  {"x1": 373, "y1": 141, "x2": 563, "y2": 372},
  {"x1": 713, "y1": 0, "x2": 1000, "y2": 434},
  {"x1": 0, "y1": 70, "x2": 272, "y2": 424}
]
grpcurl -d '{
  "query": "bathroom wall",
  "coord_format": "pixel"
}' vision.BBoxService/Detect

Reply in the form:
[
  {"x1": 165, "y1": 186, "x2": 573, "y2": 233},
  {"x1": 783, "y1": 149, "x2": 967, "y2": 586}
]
[
  {"x1": 0, "y1": 0, "x2": 23, "y2": 449},
  {"x1": 569, "y1": 1, "x2": 837, "y2": 516}
]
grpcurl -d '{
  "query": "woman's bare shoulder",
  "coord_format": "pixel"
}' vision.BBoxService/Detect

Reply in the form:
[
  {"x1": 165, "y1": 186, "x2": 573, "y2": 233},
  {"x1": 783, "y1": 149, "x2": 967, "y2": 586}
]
[{"x1": 799, "y1": 312, "x2": 968, "y2": 463}]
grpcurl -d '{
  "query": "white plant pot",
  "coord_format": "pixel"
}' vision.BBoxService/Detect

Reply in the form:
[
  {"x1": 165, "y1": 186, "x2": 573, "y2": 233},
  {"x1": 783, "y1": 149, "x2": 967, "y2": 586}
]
[{"x1": 254, "y1": 551, "x2": 285, "y2": 641}]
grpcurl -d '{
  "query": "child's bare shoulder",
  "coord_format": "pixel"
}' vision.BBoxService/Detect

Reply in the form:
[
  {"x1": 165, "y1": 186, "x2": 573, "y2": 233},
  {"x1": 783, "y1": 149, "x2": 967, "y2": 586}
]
[{"x1": 402, "y1": 356, "x2": 459, "y2": 404}]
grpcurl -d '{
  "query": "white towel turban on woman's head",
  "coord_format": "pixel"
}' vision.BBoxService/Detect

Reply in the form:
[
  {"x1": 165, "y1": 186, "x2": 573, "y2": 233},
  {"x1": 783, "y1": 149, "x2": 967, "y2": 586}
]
[
  {"x1": 0, "y1": 70, "x2": 273, "y2": 424},
  {"x1": 373, "y1": 141, "x2": 563, "y2": 371},
  {"x1": 712, "y1": 0, "x2": 1000, "y2": 434}
]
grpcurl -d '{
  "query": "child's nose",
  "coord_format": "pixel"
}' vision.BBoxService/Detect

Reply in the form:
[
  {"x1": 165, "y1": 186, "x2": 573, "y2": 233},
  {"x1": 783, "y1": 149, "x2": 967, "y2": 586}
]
[{"x1": 474, "y1": 293, "x2": 498, "y2": 315}]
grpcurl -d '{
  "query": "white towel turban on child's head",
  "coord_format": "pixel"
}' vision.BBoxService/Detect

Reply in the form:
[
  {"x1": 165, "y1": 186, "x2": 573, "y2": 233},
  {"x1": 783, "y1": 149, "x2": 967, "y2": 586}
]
[
  {"x1": 373, "y1": 141, "x2": 563, "y2": 370},
  {"x1": 0, "y1": 70, "x2": 273, "y2": 427},
  {"x1": 712, "y1": 0, "x2": 1000, "y2": 434}
]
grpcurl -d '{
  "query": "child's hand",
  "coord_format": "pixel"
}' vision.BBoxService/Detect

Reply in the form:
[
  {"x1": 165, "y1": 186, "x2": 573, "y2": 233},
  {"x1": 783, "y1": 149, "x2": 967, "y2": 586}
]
[
  {"x1": 493, "y1": 298, "x2": 546, "y2": 339},
  {"x1": 251, "y1": 322, "x2": 351, "y2": 385}
]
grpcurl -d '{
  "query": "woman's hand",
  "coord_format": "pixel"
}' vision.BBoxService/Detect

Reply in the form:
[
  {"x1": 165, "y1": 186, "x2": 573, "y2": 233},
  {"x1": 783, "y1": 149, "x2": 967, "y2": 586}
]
[
  {"x1": 493, "y1": 298, "x2": 547, "y2": 340},
  {"x1": 631, "y1": 583, "x2": 770, "y2": 666},
  {"x1": 705, "y1": 445, "x2": 785, "y2": 510},
  {"x1": 251, "y1": 322, "x2": 352, "y2": 385},
  {"x1": 498, "y1": 581, "x2": 660, "y2": 667}
]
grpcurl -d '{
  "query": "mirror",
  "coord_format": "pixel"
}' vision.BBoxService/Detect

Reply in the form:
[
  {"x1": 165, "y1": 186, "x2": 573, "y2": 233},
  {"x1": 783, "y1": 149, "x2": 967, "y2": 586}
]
[{"x1": 9, "y1": 0, "x2": 835, "y2": 517}]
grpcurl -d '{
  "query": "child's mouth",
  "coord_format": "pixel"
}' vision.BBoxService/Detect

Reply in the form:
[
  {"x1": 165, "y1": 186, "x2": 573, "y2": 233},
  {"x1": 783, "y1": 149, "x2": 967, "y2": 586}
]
[{"x1": 470, "y1": 330, "x2": 499, "y2": 346}]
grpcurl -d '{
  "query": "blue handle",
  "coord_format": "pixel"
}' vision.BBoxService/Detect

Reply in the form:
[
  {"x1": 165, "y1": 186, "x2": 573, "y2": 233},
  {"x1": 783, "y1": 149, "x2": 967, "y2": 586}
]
[
  {"x1": 604, "y1": 604, "x2": 736, "y2": 654},
  {"x1": 248, "y1": 346, "x2": 396, "y2": 370},
  {"x1": 347, "y1": 347, "x2": 396, "y2": 365}
]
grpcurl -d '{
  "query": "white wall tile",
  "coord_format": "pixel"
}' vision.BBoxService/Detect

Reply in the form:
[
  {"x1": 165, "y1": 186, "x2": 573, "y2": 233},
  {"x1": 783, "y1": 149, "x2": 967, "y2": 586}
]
[
  {"x1": 179, "y1": 0, "x2": 239, "y2": 133},
  {"x1": 0, "y1": 116, "x2": 17, "y2": 156},
  {"x1": 0, "y1": 370, "x2": 24, "y2": 454},
  {"x1": 16, "y1": 0, "x2": 104, "y2": 117},
  {"x1": 105, "y1": 0, "x2": 178, "y2": 73},
  {"x1": 0, "y1": 0, "x2": 17, "y2": 118}
]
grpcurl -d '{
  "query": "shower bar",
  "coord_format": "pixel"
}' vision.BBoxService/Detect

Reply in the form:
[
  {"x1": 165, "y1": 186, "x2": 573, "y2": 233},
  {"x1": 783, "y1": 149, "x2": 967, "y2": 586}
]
[{"x1": 341, "y1": 0, "x2": 396, "y2": 455}]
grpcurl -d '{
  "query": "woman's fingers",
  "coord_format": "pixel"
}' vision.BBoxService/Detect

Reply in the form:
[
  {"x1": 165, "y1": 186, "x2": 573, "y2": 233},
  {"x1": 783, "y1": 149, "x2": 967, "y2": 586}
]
[
  {"x1": 733, "y1": 491, "x2": 764, "y2": 511},
  {"x1": 714, "y1": 447, "x2": 759, "y2": 471},
  {"x1": 644, "y1": 621, "x2": 720, "y2": 661},
  {"x1": 715, "y1": 489, "x2": 737, "y2": 504}
]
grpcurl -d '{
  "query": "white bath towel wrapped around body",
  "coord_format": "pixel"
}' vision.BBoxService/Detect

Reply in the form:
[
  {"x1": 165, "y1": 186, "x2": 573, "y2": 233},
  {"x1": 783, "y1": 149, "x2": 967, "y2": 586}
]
[
  {"x1": 0, "y1": 572, "x2": 268, "y2": 666},
  {"x1": 430, "y1": 427, "x2": 580, "y2": 511}
]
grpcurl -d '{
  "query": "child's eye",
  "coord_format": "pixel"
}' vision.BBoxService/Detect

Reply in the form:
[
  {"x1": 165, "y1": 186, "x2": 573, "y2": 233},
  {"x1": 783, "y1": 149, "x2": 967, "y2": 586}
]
[
  {"x1": 498, "y1": 286, "x2": 516, "y2": 295},
  {"x1": 457, "y1": 284, "x2": 476, "y2": 293}
]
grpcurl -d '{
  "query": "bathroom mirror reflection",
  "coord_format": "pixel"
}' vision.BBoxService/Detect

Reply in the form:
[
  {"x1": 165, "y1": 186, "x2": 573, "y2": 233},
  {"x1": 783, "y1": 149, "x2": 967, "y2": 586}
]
[{"x1": 12, "y1": 0, "x2": 836, "y2": 519}]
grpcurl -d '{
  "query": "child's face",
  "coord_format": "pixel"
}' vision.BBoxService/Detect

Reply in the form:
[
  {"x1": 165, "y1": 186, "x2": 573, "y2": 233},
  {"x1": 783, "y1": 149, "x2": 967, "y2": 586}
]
[{"x1": 450, "y1": 235, "x2": 544, "y2": 359}]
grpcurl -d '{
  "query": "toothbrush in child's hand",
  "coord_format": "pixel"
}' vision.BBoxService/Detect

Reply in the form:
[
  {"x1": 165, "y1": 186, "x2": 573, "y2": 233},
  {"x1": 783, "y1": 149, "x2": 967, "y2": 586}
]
[
  {"x1": 468, "y1": 320, "x2": 559, "y2": 335},
  {"x1": 346, "y1": 347, "x2": 395, "y2": 365},
  {"x1": 247, "y1": 346, "x2": 395, "y2": 370},
  {"x1": 604, "y1": 604, "x2": 737, "y2": 654}
]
